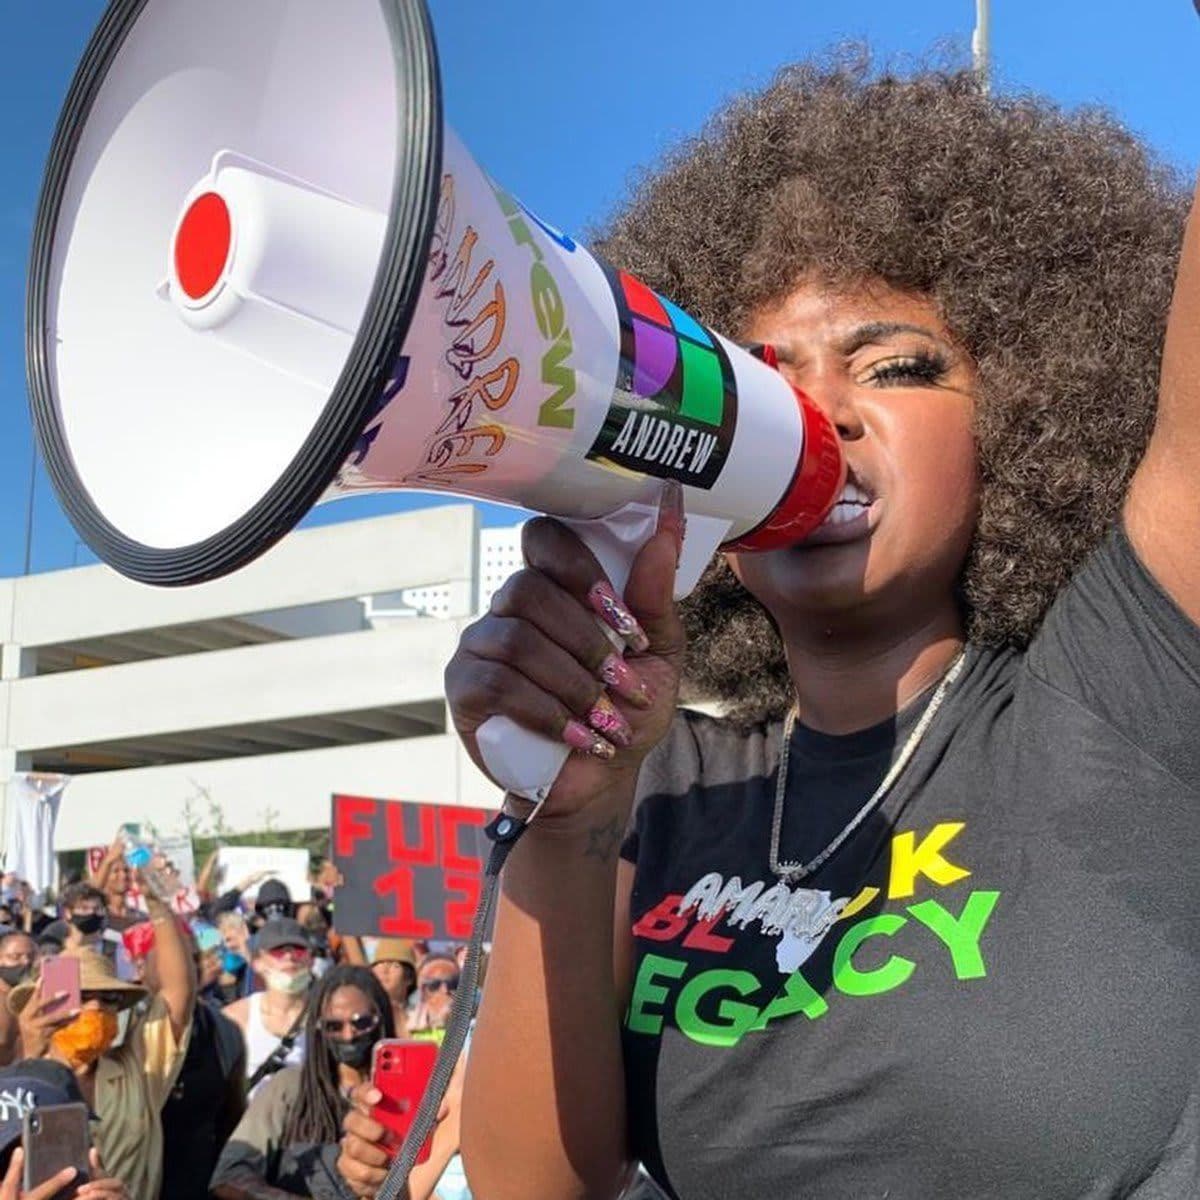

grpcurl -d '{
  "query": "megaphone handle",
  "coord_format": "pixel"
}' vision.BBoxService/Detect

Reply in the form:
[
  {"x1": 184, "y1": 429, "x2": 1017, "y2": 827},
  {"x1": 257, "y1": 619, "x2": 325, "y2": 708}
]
[{"x1": 473, "y1": 503, "x2": 661, "y2": 802}]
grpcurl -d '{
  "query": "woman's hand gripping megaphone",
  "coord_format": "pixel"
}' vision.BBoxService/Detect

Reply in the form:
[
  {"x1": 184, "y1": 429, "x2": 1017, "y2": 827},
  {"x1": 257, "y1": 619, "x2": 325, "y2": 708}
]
[{"x1": 446, "y1": 481, "x2": 687, "y2": 818}]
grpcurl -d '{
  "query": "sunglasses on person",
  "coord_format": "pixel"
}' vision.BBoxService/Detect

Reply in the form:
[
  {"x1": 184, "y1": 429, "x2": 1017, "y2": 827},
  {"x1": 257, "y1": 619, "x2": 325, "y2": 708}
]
[
  {"x1": 84, "y1": 990, "x2": 129, "y2": 1009},
  {"x1": 319, "y1": 1011, "x2": 380, "y2": 1038},
  {"x1": 420, "y1": 976, "x2": 459, "y2": 995},
  {"x1": 263, "y1": 945, "x2": 310, "y2": 962}
]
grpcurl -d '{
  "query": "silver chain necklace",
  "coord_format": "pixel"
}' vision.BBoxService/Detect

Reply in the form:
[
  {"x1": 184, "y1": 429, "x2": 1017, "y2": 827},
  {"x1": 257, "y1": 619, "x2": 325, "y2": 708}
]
[{"x1": 769, "y1": 651, "x2": 967, "y2": 883}]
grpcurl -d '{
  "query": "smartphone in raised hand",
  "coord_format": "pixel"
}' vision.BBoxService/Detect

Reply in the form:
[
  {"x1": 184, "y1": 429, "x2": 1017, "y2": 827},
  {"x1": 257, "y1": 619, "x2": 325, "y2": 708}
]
[
  {"x1": 370, "y1": 1038, "x2": 438, "y2": 1164},
  {"x1": 39, "y1": 956, "x2": 81, "y2": 1019},
  {"x1": 23, "y1": 1102, "x2": 90, "y2": 1197}
]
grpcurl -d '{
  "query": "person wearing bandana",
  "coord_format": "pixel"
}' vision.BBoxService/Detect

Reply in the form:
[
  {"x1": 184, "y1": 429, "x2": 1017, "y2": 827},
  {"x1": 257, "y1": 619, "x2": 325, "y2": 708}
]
[{"x1": 8, "y1": 877, "x2": 194, "y2": 1200}]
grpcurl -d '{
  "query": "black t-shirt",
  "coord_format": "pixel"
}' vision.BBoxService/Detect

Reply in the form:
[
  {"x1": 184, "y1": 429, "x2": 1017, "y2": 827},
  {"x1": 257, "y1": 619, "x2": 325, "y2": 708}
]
[{"x1": 620, "y1": 524, "x2": 1200, "y2": 1199}]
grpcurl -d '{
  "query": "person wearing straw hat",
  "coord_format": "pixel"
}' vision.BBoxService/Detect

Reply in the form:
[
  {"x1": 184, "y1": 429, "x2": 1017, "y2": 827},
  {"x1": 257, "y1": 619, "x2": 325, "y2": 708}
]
[{"x1": 9, "y1": 881, "x2": 194, "y2": 1200}]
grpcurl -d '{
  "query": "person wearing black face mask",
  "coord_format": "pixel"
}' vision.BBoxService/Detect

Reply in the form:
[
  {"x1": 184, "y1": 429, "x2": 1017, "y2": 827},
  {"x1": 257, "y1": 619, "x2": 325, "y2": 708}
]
[
  {"x1": 212, "y1": 965, "x2": 455, "y2": 1199},
  {"x1": 0, "y1": 934, "x2": 37, "y2": 1067},
  {"x1": 59, "y1": 883, "x2": 108, "y2": 952},
  {"x1": 252, "y1": 879, "x2": 294, "y2": 926}
]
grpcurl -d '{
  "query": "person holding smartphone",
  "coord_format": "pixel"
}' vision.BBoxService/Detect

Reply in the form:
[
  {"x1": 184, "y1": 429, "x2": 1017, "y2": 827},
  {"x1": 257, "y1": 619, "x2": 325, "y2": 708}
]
[
  {"x1": 0, "y1": 1059, "x2": 129, "y2": 1199},
  {"x1": 336, "y1": 974, "x2": 473, "y2": 1200},
  {"x1": 9, "y1": 871, "x2": 195, "y2": 1200},
  {"x1": 210, "y1": 964, "x2": 457, "y2": 1199}
]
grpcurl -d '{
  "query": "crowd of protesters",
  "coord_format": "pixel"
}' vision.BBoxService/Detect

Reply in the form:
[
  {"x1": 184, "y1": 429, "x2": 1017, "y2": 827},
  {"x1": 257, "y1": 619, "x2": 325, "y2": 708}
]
[{"x1": 0, "y1": 838, "x2": 476, "y2": 1200}]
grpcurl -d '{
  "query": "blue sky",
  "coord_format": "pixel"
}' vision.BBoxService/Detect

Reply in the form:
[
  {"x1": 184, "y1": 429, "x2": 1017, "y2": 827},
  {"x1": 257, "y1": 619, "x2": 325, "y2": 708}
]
[{"x1": 2, "y1": 2, "x2": 1197, "y2": 576}]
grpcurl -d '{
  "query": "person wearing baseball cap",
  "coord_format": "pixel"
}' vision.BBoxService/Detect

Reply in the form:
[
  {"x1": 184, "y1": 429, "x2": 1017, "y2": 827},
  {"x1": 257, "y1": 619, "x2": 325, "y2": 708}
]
[
  {"x1": 223, "y1": 919, "x2": 312, "y2": 1095},
  {"x1": 10, "y1": 875, "x2": 195, "y2": 1200},
  {"x1": 0, "y1": 1058, "x2": 129, "y2": 1199}
]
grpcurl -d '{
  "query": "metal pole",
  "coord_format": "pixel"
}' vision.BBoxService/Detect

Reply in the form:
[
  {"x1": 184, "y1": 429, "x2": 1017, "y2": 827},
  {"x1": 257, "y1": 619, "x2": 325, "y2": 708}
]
[
  {"x1": 21, "y1": 442, "x2": 36, "y2": 576},
  {"x1": 973, "y1": 0, "x2": 991, "y2": 94}
]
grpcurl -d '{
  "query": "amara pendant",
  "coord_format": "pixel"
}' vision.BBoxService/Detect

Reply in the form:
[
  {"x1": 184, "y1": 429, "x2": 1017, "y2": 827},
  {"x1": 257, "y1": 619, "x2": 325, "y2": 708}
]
[{"x1": 679, "y1": 872, "x2": 848, "y2": 941}]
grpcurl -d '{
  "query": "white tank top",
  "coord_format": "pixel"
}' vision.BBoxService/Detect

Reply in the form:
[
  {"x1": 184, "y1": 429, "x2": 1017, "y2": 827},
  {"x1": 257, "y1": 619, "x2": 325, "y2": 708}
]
[{"x1": 244, "y1": 991, "x2": 306, "y2": 1094}]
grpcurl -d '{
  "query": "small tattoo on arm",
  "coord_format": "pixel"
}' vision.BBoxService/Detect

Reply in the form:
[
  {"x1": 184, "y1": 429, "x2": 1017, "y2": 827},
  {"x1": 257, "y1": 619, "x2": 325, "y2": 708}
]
[{"x1": 583, "y1": 816, "x2": 622, "y2": 863}]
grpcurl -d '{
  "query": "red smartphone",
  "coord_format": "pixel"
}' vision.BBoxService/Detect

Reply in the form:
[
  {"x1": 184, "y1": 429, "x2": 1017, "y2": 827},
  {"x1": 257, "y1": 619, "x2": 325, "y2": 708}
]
[
  {"x1": 23, "y1": 1102, "x2": 90, "y2": 1197},
  {"x1": 370, "y1": 1038, "x2": 438, "y2": 1164},
  {"x1": 40, "y1": 956, "x2": 81, "y2": 1018}
]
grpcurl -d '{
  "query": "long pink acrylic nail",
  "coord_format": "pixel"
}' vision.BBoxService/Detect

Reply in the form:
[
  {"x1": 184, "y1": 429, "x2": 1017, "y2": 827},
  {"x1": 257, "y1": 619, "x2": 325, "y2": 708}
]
[
  {"x1": 587, "y1": 582, "x2": 650, "y2": 653},
  {"x1": 656, "y1": 480, "x2": 686, "y2": 566},
  {"x1": 586, "y1": 694, "x2": 634, "y2": 748},
  {"x1": 600, "y1": 653, "x2": 653, "y2": 708},
  {"x1": 562, "y1": 719, "x2": 616, "y2": 760}
]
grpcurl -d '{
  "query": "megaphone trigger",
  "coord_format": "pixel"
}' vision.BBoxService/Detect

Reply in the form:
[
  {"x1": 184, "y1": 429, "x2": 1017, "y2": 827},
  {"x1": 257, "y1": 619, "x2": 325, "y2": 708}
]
[{"x1": 473, "y1": 496, "x2": 665, "y2": 801}]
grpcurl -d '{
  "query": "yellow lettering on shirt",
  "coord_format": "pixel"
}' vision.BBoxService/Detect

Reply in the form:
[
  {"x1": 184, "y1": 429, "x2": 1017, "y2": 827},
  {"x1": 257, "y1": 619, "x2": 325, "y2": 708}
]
[{"x1": 888, "y1": 822, "x2": 971, "y2": 899}]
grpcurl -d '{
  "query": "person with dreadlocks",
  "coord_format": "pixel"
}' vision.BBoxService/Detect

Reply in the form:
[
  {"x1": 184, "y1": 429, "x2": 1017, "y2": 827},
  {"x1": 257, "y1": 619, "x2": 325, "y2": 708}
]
[
  {"x1": 429, "y1": 23, "x2": 1200, "y2": 1200},
  {"x1": 210, "y1": 965, "x2": 459, "y2": 1199}
]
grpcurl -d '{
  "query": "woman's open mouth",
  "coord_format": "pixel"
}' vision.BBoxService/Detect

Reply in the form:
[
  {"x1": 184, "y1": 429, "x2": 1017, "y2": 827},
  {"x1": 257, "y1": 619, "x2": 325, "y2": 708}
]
[{"x1": 801, "y1": 476, "x2": 880, "y2": 546}]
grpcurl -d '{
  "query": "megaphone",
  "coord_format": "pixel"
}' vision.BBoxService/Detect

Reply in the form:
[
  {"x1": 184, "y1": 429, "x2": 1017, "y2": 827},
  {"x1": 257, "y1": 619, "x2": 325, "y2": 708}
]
[{"x1": 27, "y1": 0, "x2": 844, "y2": 799}]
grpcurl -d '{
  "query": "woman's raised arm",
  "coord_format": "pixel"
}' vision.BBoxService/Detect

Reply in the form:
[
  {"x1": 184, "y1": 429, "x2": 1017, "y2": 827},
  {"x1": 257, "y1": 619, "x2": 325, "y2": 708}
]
[
  {"x1": 453, "y1": 508, "x2": 684, "y2": 1200},
  {"x1": 1127, "y1": 161, "x2": 1200, "y2": 621}
]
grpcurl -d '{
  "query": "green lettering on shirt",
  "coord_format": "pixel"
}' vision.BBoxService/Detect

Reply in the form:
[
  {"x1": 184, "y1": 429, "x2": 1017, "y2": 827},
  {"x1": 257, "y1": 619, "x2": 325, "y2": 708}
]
[
  {"x1": 676, "y1": 969, "x2": 760, "y2": 1047},
  {"x1": 627, "y1": 952, "x2": 685, "y2": 1035},
  {"x1": 833, "y1": 914, "x2": 915, "y2": 997},
  {"x1": 908, "y1": 890, "x2": 1000, "y2": 980}
]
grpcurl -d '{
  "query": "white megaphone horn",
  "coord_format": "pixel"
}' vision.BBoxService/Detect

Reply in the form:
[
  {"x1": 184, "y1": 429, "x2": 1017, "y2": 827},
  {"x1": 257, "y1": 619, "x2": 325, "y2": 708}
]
[{"x1": 26, "y1": 0, "x2": 844, "y2": 802}]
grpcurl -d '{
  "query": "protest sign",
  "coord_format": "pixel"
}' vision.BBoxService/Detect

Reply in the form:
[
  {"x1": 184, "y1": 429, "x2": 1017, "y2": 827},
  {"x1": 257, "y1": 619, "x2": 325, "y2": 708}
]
[
  {"x1": 157, "y1": 834, "x2": 196, "y2": 887},
  {"x1": 214, "y1": 845, "x2": 310, "y2": 902},
  {"x1": 331, "y1": 795, "x2": 489, "y2": 941}
]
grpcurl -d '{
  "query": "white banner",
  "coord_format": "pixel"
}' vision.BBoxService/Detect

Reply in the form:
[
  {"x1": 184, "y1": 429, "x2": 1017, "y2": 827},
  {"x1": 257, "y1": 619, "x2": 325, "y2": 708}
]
[
  {"x1": 6, "y1": 773, "x2": 70, "y2": 893},
  {"x1": 156, "y1": 834, "x2": 196, "y2": 888},
  {"x1": 215, "y1": 846, "x2": 309, "y2": 904}
]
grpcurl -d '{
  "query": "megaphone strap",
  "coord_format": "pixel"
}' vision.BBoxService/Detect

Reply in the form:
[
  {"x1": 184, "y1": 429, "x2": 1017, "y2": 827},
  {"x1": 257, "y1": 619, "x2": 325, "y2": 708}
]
[{"x1": 374, "y1": 800, "x2": 534, "y2": 1200}]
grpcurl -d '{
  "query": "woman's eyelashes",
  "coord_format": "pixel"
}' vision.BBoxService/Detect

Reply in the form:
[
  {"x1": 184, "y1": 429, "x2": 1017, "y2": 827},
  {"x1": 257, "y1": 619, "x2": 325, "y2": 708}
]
[{"x1": 862, "y1": 349, "x2": 950, "y2": 387}]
